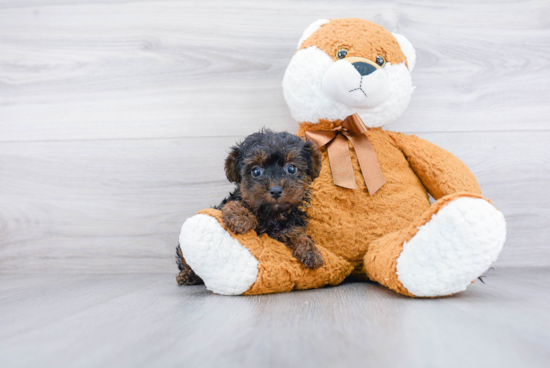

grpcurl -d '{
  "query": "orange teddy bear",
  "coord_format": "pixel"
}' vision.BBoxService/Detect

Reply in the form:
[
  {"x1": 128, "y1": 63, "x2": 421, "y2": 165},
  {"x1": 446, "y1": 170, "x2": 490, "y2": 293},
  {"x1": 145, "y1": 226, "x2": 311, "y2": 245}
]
[{"x1": 178, "y1": 18, "x2": 506, "y2": 297}]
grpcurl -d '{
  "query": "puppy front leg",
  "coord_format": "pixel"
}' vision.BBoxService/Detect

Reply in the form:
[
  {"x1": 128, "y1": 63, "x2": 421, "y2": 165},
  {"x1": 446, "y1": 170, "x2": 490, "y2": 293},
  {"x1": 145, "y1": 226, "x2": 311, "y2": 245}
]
[
  {"x1": 221, "y1": 201, "x2": 258, "y2": 234},
  {"x1": 274, "y1": 228, "x2": 325, "y2": 269}
]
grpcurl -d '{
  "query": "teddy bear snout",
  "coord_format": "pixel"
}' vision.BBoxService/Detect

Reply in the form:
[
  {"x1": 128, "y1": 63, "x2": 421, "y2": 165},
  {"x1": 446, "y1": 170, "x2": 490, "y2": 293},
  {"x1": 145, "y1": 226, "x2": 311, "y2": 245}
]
[{"x1": 321, "y1": 59, "x2": 390, "y2": 109}]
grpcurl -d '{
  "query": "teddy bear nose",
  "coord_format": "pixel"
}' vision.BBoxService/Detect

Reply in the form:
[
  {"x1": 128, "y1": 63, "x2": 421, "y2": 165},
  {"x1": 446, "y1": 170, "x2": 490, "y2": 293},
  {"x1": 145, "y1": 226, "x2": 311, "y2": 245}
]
[
  {"x1": 353, "y1": 62, "x2": 377, "y2": 76},
  {"x1": 269, "y1": 186, "x2": 283, "y2": 199}
]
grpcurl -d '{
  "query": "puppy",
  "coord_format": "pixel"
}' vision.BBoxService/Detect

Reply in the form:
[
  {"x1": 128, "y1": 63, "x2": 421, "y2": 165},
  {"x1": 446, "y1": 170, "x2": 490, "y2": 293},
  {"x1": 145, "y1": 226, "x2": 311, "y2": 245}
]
[
  {"x1": 176, "y1": 130, "x2": 323, "y2": 285},
  {"x1": 218, "y1": 129, "x2": 324, "y2": 268}
]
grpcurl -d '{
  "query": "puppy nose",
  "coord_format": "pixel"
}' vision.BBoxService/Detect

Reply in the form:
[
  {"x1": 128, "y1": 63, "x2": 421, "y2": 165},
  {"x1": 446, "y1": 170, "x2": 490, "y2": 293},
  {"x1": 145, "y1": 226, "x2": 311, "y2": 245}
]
[
  {"x1": 269, "y1": 186, "x2": 283, "y2": 199},
  {"x1": 352, "y1": 61, "x2": 377, "y2": 76}
]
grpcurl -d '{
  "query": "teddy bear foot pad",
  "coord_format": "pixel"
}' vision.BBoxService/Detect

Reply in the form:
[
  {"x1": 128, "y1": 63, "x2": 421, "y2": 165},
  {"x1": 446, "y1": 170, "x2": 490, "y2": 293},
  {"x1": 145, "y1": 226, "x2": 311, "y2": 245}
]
[
  {"x1": 396, "y1": 197, "x2": 507, "y2": 297},
  {"x1": 179, "y1": 214, "x2": 259, "y2": 295}
]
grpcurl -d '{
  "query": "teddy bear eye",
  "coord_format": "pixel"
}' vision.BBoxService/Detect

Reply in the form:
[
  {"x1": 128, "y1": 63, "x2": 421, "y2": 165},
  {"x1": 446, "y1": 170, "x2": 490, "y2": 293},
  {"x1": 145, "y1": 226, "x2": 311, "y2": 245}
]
[
  {"x1": 376, "y1": 55, "x2": 386, "y2": 67},
  {"x1": 251, "y1": 167, "x2": 263, "y2": 178},
  {"x1": 336, "y1": 49, "x2": 348, "y2": 59},
  {"x1": 286, "y1": 164, "x2": 298, "y2": 175}
]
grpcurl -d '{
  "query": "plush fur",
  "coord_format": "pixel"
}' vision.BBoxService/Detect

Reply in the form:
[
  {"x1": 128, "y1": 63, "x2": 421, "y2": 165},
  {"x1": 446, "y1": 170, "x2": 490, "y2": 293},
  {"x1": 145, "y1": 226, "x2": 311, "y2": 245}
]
[
  {"x1": 176, "y1": 129, "x2": 324, "y2": 283},
  {"x1": 178, "y1": 214, "x2": 260, "y2": 295},
  {"x1": 217, "y1": 130, "x2": 324, "y2": 269},
  {"x1": 177, "y1": 18, "x2": 506, "y2": 297},
  {"x1": 283, "y1": 19, "x2": 415, "y2": 127}
]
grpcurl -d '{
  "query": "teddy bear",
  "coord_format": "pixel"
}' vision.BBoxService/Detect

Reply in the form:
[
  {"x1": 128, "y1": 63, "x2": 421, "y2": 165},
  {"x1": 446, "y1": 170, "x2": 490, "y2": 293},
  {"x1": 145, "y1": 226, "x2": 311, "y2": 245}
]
[{"x1": 177, "y1": 18, "x2": 506, "y2": 297}]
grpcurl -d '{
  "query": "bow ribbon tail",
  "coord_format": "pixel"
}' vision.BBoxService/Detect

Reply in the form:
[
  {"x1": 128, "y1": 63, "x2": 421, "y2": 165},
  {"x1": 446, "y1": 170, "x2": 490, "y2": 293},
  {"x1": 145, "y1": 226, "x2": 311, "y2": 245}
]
[
  {"x1": 305, "y1": 114, "x2": 386, "y2": 195},
  {"x1": 327, "y1": 134, "x2": 357, "y2": 189},
  {"x1": 305, "y1": 130, "x2": 356, "y2": 189},
  {"x1": 345, "y1": 132, "x2": 386, "y2": 195}
]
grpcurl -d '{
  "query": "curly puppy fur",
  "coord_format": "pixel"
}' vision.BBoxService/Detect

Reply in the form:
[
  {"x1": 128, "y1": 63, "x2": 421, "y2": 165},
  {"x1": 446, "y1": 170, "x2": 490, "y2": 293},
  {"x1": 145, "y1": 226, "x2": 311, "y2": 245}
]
[
  {"x1": 175, "y1": 244, "x2": 203, "y2": 285},
  {"x1": 219, "y1": 129, "x2": 323, "y2": 268},
  {"x1": 175, "y1": 129, "x2": 323, "y2": 284}
]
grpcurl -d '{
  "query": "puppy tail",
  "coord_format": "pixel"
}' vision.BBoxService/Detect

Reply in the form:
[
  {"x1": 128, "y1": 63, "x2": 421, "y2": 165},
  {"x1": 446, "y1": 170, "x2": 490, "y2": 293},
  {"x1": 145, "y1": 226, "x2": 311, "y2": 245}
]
[{"x1": 175, "y1": 244, "x2": 204, "y2": 286}]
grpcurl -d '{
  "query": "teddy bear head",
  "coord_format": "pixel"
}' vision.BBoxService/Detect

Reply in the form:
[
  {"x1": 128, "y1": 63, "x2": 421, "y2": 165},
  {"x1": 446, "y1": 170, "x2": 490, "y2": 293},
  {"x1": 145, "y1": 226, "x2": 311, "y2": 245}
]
[{"x1": 283, "y1": 18, "x2": 416, "y2": 128}]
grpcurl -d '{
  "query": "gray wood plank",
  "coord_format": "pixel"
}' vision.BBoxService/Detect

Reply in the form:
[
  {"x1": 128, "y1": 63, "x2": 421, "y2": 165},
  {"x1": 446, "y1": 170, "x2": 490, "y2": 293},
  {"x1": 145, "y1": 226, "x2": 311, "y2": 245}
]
[
  {"x1": 0, "y1": 0, "x2": 549, "y2": 143},
  {"x1": 0, "y1": 274, "x2": 163, "y2": 340},
  {"x1": 1, "y1": 131, "x2": 548, "y2": 273},
  {"x1": 0, "y1": 268, "x2": 549, "y2": 368}
]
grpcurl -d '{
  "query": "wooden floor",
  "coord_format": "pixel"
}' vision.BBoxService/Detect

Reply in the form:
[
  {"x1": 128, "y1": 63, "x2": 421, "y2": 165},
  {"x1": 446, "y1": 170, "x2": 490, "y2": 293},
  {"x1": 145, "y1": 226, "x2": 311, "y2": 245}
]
[{"x1": 1, "y1": 267, "x2": 549, "y2": 368}]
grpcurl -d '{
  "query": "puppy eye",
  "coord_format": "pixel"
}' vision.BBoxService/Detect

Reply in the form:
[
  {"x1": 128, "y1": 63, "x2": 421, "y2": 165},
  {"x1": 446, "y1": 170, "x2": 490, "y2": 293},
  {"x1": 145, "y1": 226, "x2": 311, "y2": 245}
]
[
  {"x1": 286, "y1": 164, "x2": 298, "y2": 175},
  {"x1": 336, "y1": 49, "x2": 348, "y2": 59},
  {"x1": 251, "y1": 167, "x2": 263, "y2": 178},
  {"x1": 375, "y1": 56, "x2": 386, "y2": 67}
]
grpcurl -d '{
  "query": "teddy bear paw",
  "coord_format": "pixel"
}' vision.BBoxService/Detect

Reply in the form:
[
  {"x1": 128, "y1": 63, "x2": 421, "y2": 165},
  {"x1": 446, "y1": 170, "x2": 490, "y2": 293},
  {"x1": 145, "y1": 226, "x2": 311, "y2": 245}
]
[
  {"x1": 396, "y1": 197, "x2": 506, "y2": 297},
  {"x1": 179, "y1": 214, "x2": 259, "y2": 295}
]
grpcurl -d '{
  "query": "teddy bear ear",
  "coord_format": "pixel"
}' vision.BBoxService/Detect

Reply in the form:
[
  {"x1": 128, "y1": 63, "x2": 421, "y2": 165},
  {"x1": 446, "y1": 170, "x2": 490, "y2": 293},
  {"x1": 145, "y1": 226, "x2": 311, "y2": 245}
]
[
  {"x1": 297, "y1": 19, "x2": 330, "y2": 49},
  {"x1": 392, "y1": 32, "x2": 416, "y2": 72}
]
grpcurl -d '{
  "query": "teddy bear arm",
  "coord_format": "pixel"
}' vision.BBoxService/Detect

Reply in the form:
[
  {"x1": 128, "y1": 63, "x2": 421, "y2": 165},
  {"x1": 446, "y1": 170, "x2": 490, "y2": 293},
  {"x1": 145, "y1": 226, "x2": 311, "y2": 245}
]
[
  {"x1": 178, "y1": 208, "x2": 353, "y2": 295},
  {"x1": 392, "y1": 132, "x2": 481, "y2": 199}
]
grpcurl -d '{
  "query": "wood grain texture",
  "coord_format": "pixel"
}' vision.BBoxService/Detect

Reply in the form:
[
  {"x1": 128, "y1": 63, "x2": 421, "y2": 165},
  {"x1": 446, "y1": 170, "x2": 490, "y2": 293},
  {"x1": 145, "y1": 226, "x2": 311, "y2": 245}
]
[
  {"x1": 0, "y1": 0, "x2": 549, "y2": 142},
  {"x1": 0, "y1": 268, "x2": 549, "y2": 368},
  {"x1": 1, "y1": 132, "x2": 548, "y2": 272},
  {"x1": 1, "y1": 0, "x2": 549, "y2": 272}
]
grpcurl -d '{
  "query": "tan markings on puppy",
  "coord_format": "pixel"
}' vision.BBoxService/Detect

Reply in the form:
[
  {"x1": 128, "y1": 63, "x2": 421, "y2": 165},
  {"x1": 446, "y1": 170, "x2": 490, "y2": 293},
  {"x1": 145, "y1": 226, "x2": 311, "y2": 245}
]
[
  {"x1": 216, "y1": 130, "x2": 324, "y2": 269},
  {"x1": 285, "y1": 147, "x2": 310, "y2": 176},
  {"x1": 299, "y1": 18, "x2": 407, "y2": 67},
  {"x1": 240, "y1": 180, "x2": 273, "y2": 211},
  {"x1": 284, "y1": 147, "x2": 299, "y2": 163},
  {"x1": 222, "y1": 201, "x2": 258, "y2": 234},
  {"x1": 271, "y1": 228, "x2": 324, "y2": 269},
  {"x1": 243, "y1": 149, "x2": 268, "y2": 166},
  {"x1": 282, "y1": 177, "x2": 308, "y2": 205},
  {"x1": 175, "y1": 245, "x2": 204, "y2": 285},
  {"x1": 224, "y1": 148, "x2": 241, "y2": 183}
]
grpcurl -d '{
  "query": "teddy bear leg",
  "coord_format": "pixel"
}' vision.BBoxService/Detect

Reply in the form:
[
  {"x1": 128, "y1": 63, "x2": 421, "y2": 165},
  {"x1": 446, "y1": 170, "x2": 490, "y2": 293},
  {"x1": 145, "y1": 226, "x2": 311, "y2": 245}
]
[
  {"x1": 179, "y1": 208, "x2": 354, "y2": 296},
  {"x1": 363, "y1": 193, "x2": 506, "y2": 297}
]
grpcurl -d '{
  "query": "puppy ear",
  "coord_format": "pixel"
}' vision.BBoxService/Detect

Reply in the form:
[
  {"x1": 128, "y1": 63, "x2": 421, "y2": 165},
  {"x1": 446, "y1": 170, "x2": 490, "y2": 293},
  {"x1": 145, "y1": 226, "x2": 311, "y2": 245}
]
[
  {"x1": 304, "y1": 140, "x2": 322, "y2": 180},
  {"x1": 297, "y1": 19, "x2": 330, "y2": 49},
  {"x1": 224, "y1": 146, "x2": 241, "y2": 183},
  {"x1": 392, "y1": 32, "x2": 416, "y2": 71}
]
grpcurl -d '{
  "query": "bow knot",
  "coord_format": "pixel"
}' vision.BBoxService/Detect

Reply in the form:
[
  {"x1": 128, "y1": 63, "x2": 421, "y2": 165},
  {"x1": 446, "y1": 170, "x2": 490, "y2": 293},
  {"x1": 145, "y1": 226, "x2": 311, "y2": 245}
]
[{"x1": 305, "y1": 113, "x2": 385, "y2": 194}]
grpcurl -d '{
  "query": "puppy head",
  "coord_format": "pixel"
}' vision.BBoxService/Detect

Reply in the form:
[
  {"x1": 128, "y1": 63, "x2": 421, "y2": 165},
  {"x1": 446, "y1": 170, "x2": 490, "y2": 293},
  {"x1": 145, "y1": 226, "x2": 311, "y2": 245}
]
[
  {"x1": 225, "y1": 129, "x2": 321, "y2": 214},
  {"x1": 283, "y1": 18, "x2": 416, "y2": 128}
]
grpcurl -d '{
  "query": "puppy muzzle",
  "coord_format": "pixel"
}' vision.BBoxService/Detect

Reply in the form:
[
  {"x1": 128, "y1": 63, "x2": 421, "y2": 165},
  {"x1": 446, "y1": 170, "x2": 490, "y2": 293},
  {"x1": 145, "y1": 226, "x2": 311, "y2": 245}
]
[{"x1": 322, "y1": 56, "x2": 390, "y2": 109}]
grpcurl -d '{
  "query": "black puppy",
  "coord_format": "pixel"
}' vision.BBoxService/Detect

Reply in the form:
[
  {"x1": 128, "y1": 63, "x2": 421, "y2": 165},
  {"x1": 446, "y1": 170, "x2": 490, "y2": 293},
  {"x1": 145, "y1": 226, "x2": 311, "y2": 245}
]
[
  {"x1": 176, "y1": 129, "x2": 323, "y2": 285},
  {"x1": 219, "y1": 129, "x2": 324, "y2": 268}
]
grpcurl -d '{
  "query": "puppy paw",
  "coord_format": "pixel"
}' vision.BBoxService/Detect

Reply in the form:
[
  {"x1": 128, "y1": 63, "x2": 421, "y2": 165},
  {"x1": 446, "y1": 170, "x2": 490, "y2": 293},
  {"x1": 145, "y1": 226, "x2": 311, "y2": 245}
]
[
  {"x1": 221, "y1": 202, "x2": 258, "y2": 234},
  {"x1": 293, "y1": 239, "x2": 325, "y2": 269},
  {"x1": 223, "y1": 214, "x2": 256, "y2": 234}
]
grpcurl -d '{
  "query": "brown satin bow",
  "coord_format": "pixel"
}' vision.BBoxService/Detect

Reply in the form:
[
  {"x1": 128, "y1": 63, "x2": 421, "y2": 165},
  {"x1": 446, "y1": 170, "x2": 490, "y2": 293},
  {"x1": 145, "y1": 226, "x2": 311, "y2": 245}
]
[{"x1": 305, "y1": 113, "x2": 385, "y2": 194}]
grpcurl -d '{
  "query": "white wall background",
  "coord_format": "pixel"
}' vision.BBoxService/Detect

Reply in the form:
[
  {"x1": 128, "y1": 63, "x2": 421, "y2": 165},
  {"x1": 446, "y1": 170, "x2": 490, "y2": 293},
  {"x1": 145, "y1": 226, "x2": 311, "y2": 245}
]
[{"x1": 1, "y1": 0, "x2": 549, "y2": 273}]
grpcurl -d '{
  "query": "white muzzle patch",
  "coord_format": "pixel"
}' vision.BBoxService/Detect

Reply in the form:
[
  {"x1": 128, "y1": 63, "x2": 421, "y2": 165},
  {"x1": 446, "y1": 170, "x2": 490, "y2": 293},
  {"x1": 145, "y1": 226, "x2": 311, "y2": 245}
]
[
  {"x1": 282, "y1": 46, "x2": 414, "y2": 127},
  {"x1": 322, "y1": 60, "x2": 390, "y2": 109}
]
